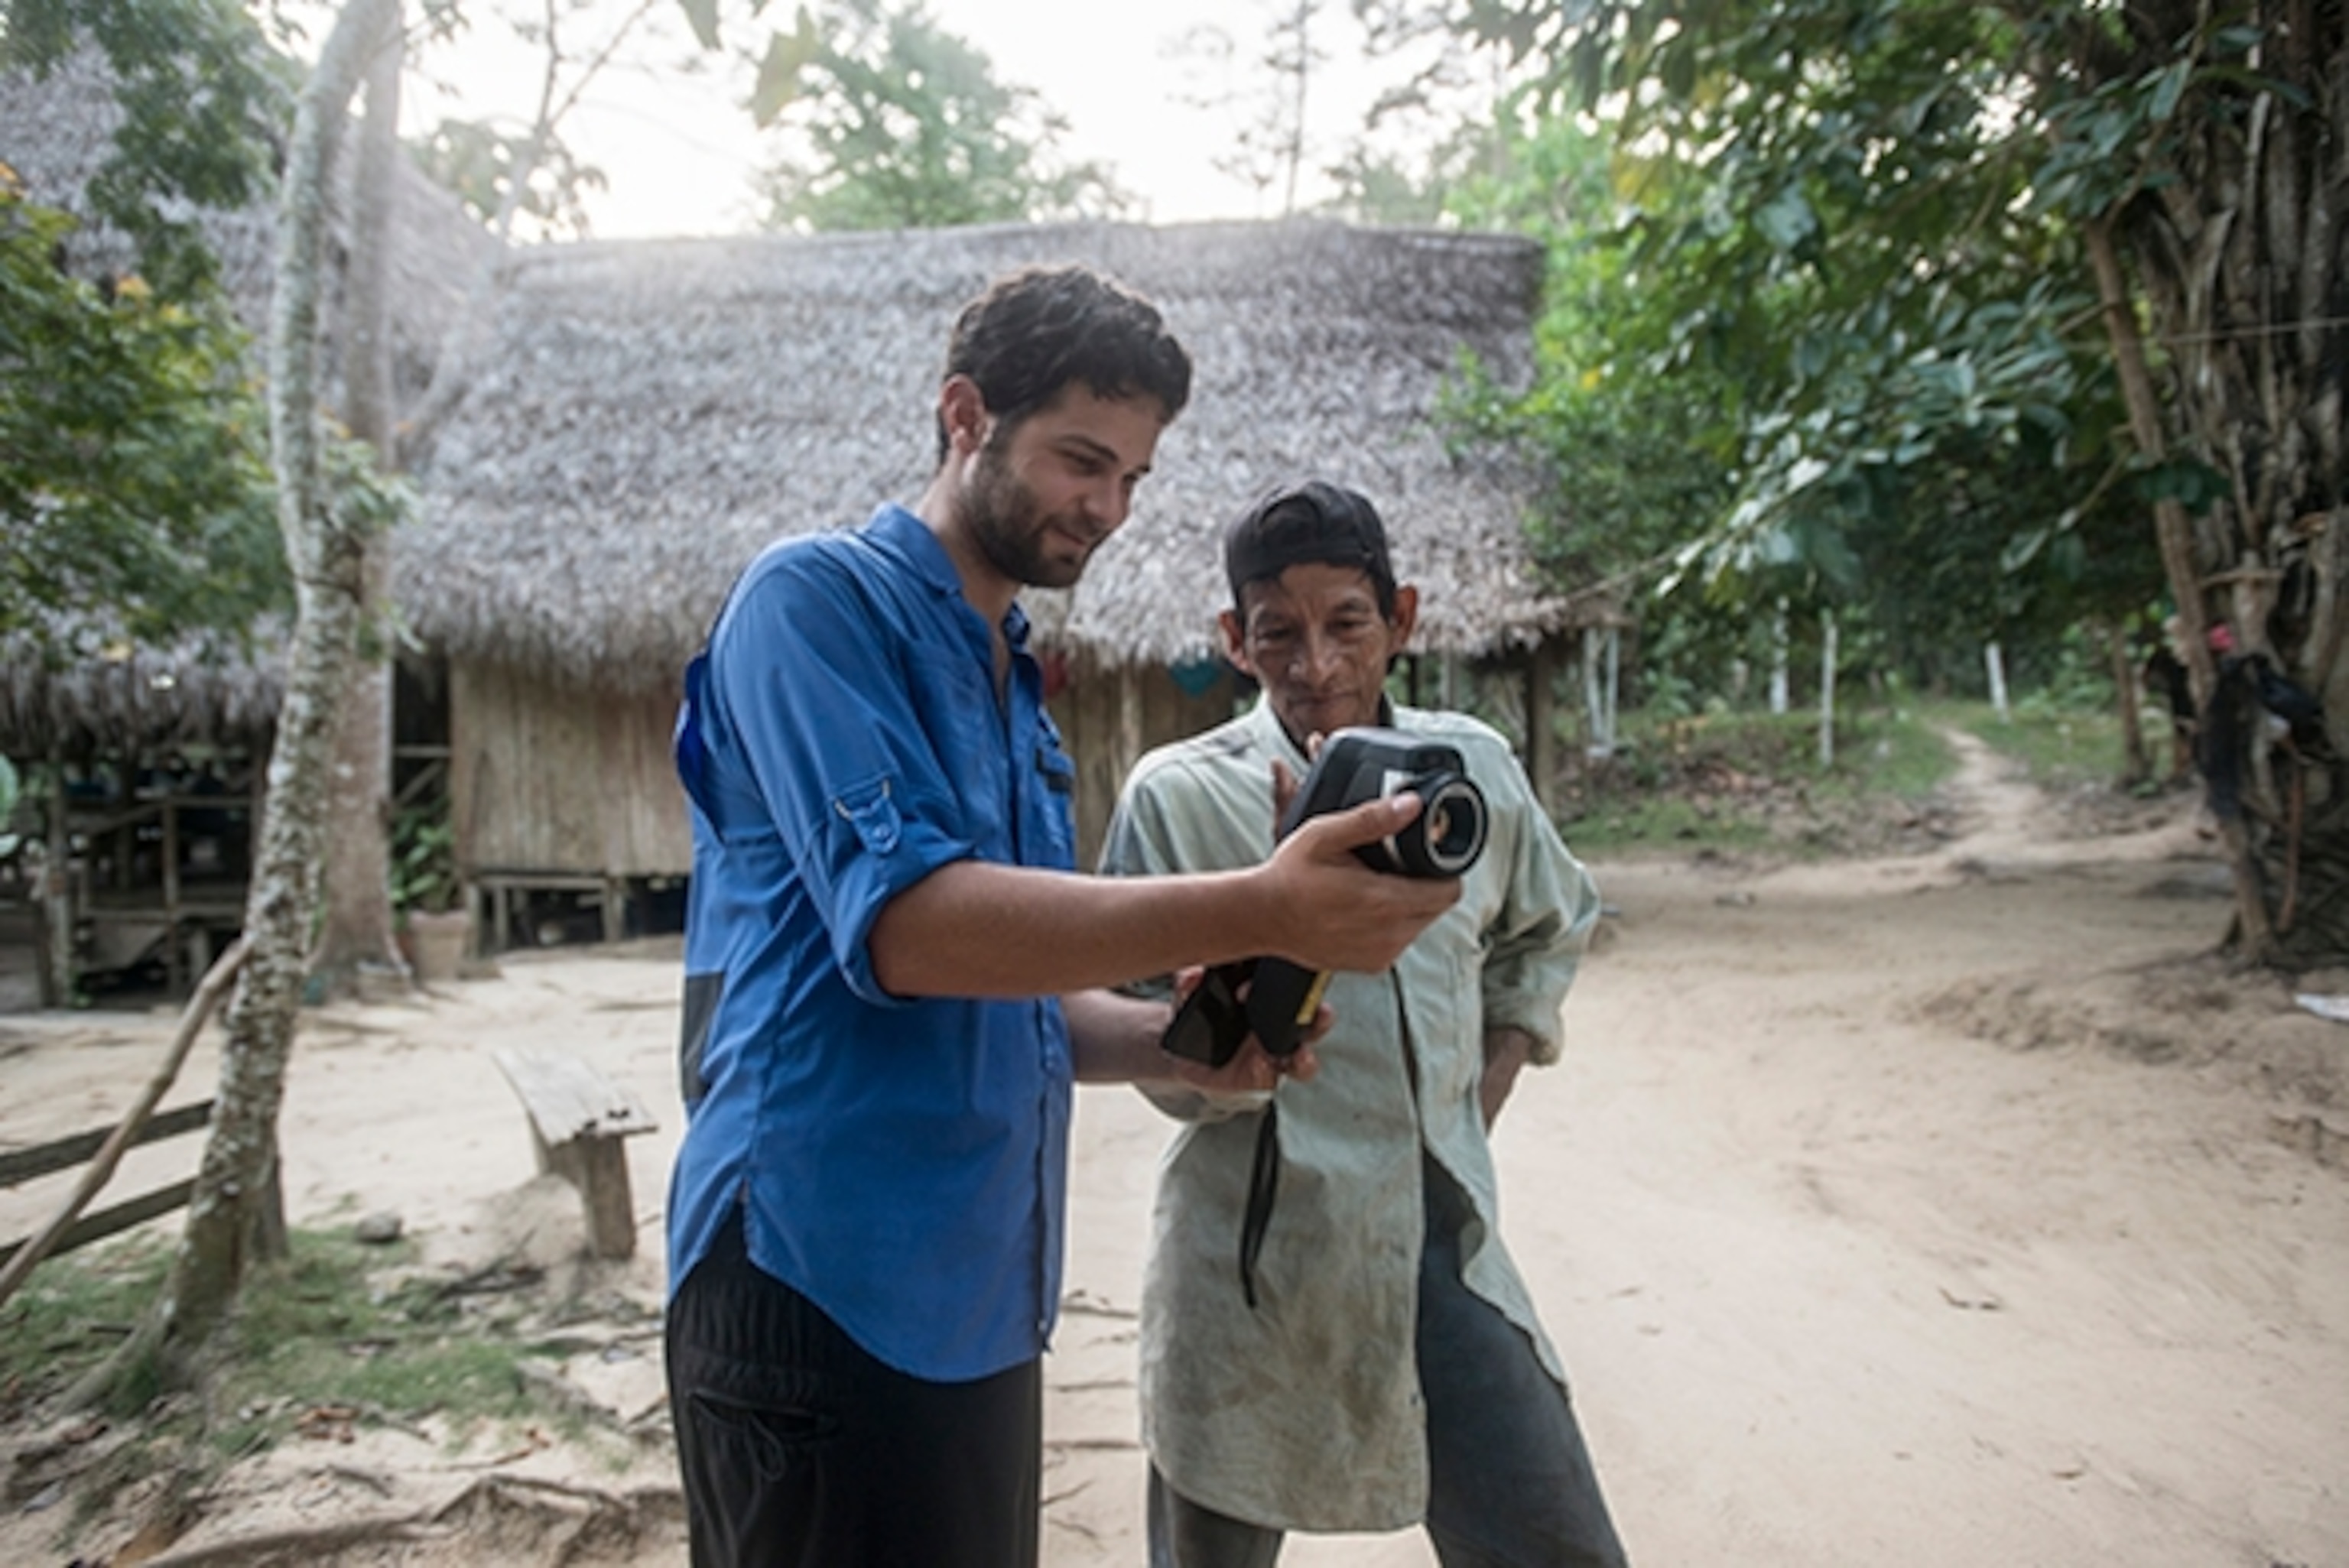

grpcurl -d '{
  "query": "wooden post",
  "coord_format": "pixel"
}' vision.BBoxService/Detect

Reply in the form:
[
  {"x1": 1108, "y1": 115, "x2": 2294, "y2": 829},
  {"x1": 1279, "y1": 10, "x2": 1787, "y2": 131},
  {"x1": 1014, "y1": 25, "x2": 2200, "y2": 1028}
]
[
  {"x1": 1582, "y1": 628, "x2": 1620, "y2": 759},
  {"x1": 1769, "y1": 599, "x2": 1791, "y2": 715},
  {"x1": 1117, "y1": 667, "x2": 1145, "y2": 790},
  {"x1": 163, "y1": 797, "x2": 184, "y2": 994},
  {"x1": 41, "y1": 762, "x2": 73, "y2": 1008},
  {"x1": 2108, "y1": 621, "x2": 2149, "y2": 783},
  {"x1": 1526, "y1": 640, "x2": 1558, "y2": 812},
  {"x1": 1818, "y1": 610, "x2": 1840, "y2": 768}
]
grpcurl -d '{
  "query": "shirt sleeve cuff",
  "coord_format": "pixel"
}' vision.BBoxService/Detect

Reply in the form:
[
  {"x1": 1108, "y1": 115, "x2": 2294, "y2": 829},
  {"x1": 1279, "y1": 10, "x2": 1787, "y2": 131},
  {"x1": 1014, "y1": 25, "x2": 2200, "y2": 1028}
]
[
  {"x1": 827, "y1": 818, "x2": 976, "y2": 1007},
  {"x1": 1484, "y1": 1010, "x2": 1564, "y2": 1066}
]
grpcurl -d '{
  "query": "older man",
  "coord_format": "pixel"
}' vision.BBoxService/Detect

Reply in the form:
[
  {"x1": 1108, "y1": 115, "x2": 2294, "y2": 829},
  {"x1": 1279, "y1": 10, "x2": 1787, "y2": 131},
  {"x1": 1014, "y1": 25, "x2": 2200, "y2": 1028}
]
[{"x1": 1101, "y1": 479, "x2": 1628, "y2": 1567}]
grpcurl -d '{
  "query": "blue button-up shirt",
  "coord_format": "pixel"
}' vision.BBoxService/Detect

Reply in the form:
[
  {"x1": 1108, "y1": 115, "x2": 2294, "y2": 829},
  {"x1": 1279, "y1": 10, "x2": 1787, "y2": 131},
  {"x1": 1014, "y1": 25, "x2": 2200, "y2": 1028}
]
[{"x1": 668, "y1": 503, "x2": 1077, "y2": 1381}]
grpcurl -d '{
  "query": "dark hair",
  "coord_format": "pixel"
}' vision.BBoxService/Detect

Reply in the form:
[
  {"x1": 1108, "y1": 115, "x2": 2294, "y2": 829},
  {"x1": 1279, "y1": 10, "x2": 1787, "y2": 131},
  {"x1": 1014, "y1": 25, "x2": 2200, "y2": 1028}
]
[
  {"x1": 934, "y1": 265, "x2": 1193, "y2": 462},
  {"x1": 1223, "y1": 479, "x2": 1399, "y2": 618}
]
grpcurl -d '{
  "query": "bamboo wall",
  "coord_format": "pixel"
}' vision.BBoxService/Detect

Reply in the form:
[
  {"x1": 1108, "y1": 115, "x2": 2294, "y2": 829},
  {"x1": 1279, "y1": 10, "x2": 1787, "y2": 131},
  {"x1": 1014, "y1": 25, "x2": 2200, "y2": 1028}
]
[
  {"x1": 1049, "y1": 661, "x2": 1238, "y2": 868},
  {"x1": 449, "y1": 657, "x2": 1233, "y2": 885},
  {"x1": 450, "y1": 663, "x2": 690, "y2": 878}
]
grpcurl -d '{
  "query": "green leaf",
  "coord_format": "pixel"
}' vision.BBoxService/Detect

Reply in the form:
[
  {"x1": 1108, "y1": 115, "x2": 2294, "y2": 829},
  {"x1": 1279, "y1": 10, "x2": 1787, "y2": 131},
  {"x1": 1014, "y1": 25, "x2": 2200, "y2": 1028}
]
[
  {"x1": 750, "y1": 15, "x2": 824, "y2": 128},
  {"x1": 1753, "y1": 184, "x2": 1817, "y2": 254},
  {"x1": 677, "y1": 0, "x2": 723, "y2": 50},
  {"x1": 2148, "y1": 59, "x2": 2189, "y2": 122}
]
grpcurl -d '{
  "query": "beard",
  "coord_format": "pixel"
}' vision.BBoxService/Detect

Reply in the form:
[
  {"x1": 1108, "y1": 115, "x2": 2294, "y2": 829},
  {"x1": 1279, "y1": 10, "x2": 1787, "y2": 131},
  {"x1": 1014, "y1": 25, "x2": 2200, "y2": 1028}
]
[{"x1": 963, "y1": 431, "x2": 1095, "y2": 589}]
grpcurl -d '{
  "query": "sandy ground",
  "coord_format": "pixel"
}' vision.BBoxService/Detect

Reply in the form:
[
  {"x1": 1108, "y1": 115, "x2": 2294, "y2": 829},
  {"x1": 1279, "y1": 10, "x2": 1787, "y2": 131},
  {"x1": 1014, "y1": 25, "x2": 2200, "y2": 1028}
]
[{"x1": 3, "y1": 733, "x2": 2346, "y2": 1566}]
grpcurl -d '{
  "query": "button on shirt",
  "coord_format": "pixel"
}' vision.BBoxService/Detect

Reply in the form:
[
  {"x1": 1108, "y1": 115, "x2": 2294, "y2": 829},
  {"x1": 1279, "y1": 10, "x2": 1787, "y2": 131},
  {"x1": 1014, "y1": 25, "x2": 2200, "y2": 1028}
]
[{"x1": 668, "y1": 503, "x2": 1078, "y2": 1382}]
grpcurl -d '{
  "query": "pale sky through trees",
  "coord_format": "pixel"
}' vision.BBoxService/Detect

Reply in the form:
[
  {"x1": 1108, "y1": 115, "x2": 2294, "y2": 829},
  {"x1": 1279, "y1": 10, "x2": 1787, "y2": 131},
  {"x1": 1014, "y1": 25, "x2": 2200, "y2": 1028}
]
[{"x1": 395, "y1": 0, "x2": 1415, "y2": 238}]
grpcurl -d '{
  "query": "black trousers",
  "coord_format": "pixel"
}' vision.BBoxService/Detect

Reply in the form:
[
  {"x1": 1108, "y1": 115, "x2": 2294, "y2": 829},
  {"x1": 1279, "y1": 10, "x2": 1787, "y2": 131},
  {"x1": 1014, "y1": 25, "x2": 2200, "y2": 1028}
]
[{"x1": 665, "y1": 1211, "x2": 1043, "y2": 1568}]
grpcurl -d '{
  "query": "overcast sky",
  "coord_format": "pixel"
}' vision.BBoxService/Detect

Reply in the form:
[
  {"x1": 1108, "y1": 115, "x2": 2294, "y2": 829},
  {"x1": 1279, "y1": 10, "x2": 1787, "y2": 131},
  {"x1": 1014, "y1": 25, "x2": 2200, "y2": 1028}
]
[{"x1": 396, "y1": 0, "x2": 1438, "y2": 239}]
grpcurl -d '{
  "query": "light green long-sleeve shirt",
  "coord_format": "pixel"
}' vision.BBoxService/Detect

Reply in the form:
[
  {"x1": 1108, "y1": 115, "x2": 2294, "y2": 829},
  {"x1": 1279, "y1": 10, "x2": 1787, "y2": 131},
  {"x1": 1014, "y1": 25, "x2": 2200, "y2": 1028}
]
[{"x1": 1100, "y1": 699, "x2": 1601, "y2": 1531}]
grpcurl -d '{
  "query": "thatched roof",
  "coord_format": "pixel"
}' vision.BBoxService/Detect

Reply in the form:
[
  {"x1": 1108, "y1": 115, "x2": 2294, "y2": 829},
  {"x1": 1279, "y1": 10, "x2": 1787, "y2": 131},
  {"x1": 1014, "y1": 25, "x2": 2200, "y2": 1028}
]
[
  {"x1": 0, "y1": 49, "x2": 497, "y2": 758},
  {"x1": 0, "y1": 47, "x2": 498, "y2": 411},
  {"x1": 398, "y1": 219, "x2": 1573, "y2": 690},
  {"x1": 0, "y1": 628, "x2": 287, "y2": 760}
]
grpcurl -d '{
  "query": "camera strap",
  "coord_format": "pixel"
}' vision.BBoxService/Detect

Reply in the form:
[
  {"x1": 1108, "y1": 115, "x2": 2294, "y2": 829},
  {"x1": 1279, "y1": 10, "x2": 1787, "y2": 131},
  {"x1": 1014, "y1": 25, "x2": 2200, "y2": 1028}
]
[{"x1": 1237, "y1": 1098, "x2": 1281, "y2": 1310}]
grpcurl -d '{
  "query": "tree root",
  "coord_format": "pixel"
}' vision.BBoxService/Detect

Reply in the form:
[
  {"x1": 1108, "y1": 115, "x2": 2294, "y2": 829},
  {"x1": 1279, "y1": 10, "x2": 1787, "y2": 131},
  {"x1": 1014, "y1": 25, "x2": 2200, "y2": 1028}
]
[{"x1": 122, "y1": 1472, "x2": 684, "y2": 1568}]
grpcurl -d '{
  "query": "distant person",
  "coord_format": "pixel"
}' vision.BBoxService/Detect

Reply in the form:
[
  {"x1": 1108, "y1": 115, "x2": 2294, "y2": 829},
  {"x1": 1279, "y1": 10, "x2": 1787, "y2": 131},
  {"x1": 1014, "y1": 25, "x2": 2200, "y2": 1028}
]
[
  {"x1": 662, "y1": 271, "x2": 1460, "y2": 1568},
  {"x1": 1100, "y1": 479, "x2": 1629, "y2": 1566}
]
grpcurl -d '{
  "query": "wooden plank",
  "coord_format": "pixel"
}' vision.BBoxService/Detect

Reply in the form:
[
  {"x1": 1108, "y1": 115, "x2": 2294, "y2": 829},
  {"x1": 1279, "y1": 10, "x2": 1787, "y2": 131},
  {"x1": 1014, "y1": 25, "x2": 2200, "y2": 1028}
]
[
  {"x1": 599, "y1": 685, "x2": 691, "y2": 878},
  {"x1": 488, "y1": 1050, "x2": 655, "y2": 1261},
  {"x1": 0, "y1": 1180, "x2": 197, "y2": 1268},
  {"x1": 83, "y1": 901, "x2": 245, "y2": 922},
  {"x1": 0, "y1": 1101, "x2": 215, "y2": 1190},
  {"x1": 489, "y1": 1050, "x2": 657, "y2": 1146},
  {"x1": 473, "y1": 872, "x2": 608, "y2": 891}
]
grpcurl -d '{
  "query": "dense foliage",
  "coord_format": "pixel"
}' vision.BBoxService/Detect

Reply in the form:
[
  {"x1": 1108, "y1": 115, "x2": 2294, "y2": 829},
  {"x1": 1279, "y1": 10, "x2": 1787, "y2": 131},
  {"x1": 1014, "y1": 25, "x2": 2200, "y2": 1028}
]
[
  {"x1": 2, "y1": 0, "x2": 288, "y2": 297},
  {"x1": 1439, "y1": 0, "x2": 2344, "y2": 959},
  {"x1": 0, "y1": 180, "x2": 285, "y2": 654},
  {"x1": 749, "y1": 0, "x2": 1130, "y2": 231}
]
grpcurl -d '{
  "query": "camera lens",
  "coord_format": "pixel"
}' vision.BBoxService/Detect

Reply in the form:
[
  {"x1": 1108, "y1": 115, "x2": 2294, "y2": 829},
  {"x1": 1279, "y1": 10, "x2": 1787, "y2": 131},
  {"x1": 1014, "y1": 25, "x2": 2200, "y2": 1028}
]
[{"x1": 1415, "y1": 777, "x2": 1486, "y2": 874}]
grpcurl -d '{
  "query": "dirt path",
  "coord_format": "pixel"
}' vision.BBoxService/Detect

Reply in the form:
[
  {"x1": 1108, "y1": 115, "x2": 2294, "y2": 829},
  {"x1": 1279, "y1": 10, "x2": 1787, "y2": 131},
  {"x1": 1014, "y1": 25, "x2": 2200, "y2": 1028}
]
[
  {"x1": 1052, "y1": 740, "x2": 2347, "y2": 1566},
  {"x1": 4, "y1": 745, "x2": 2346, "y2": 1566}
]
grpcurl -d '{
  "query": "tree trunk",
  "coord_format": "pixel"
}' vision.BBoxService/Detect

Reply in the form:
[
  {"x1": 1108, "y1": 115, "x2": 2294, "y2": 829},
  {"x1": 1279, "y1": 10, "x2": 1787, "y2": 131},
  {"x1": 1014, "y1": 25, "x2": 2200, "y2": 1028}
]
[
  {"x1": 314, "y1": 16, "x2": 405, "y2": 993},
  {"x1": 39, "y1": 759, "x2": 72, "y2": 1006},
  {"x1": 2087, "y1": 2, "x2": 2346, "y2": 966},
  {"x1": 97, "y1": 0, "x2": 404, "y2": 1396},
  {"x1": 2085, "y1": 217, "x2": 2276, "y2": 960}
]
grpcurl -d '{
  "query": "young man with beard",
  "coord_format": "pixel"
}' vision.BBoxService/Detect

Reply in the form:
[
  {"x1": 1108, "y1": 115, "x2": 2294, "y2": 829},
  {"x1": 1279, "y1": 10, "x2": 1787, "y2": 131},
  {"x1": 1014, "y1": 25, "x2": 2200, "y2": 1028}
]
[
  {"x1": 663, "y1": 270, "x2": 1462, "y2": 1568},
  {"x1": 1101, "y1": 480, "x2": 1629, "y2": 1566}
]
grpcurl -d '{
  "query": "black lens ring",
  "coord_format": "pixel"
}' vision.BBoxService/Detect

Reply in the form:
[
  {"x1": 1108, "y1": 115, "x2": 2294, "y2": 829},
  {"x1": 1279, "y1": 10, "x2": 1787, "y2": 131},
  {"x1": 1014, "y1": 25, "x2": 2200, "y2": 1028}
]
[{"x1": 1416, "y1": 776, "x2": 1486, "y2": 874}]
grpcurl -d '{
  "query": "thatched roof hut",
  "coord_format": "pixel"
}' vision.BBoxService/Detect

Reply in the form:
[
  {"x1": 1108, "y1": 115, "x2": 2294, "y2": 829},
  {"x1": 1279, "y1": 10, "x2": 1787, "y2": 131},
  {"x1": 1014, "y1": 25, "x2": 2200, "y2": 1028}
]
[
  {"x1": 395, "y1": 219, "x2": 1580, "y2": 887},
  {"x1": 396, "y1": 219, "x2": 1563, "y2": 689}
]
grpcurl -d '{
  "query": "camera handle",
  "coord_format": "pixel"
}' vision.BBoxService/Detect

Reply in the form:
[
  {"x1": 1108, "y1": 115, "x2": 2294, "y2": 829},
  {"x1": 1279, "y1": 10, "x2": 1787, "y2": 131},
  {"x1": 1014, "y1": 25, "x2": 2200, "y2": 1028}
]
[{"x1": 1243, "y1": 957, "x2": 1330, "y2": 1057}]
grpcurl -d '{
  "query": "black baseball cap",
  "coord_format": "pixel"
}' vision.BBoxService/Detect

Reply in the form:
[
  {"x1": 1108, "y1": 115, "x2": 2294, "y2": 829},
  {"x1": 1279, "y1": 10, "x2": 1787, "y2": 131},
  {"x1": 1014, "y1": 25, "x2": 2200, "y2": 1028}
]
[{"x1": 1223, "y1": 479, "x2": 1398, "y2": 613}]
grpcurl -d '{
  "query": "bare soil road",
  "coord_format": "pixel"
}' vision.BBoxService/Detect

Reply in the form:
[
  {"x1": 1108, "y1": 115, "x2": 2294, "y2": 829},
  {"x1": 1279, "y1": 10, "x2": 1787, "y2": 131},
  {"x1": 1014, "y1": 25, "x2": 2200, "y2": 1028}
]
[{"x1": 3, "y1": 735, "x2": 2343, "y2": 1566}]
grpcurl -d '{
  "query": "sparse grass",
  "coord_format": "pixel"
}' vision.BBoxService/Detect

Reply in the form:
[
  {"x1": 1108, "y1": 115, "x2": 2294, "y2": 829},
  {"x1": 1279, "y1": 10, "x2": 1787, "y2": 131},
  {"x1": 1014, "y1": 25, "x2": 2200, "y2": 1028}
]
[
  {"x1": 0, "y1": 1233, "x2": 171, "y2": 1404},
  {"x1": 2, "y1": 1227, "x2": 565, "y2": 1462},
  {"x1": 213, "y1": 1232, "x2": 547, "y2": 1443},
  {"x1": 1546, "y1": 687, "x2": 2149, "y2": 858},
  {"x1": 1560, "y1": 790, "x2": 1782, "y2": 855},
  {"x1": 1829, "y1": 706, "x2": 1960, "y2": 800},
  {"x1": 1555, "y1": 704, "x2": 1959, "y2": 856},
  {"x1": 1943, "y1": 698, "x2": 2130, "y2": 791}
]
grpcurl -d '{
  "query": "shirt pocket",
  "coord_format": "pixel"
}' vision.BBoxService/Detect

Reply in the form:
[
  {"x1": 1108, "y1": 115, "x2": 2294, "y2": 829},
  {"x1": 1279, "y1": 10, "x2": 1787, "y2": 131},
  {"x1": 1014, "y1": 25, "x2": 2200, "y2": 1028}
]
[
  {"x1": 1028, "y1": 727, "x2": 1078, "y2": 870},
  {"x1": 906, "y1": 648, "x2": 997, "y2": 841}
]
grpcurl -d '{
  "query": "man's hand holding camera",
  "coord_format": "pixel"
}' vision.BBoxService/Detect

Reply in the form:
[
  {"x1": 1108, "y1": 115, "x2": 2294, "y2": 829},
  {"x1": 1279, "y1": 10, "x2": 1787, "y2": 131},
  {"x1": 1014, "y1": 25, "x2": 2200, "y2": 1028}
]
[
  {"x1": 1158, "y1": 728, "x2": 1479, "y2": 1073},
  {"x1": 1253, "y1": 788, "x2": 1462, "y2": 975}
]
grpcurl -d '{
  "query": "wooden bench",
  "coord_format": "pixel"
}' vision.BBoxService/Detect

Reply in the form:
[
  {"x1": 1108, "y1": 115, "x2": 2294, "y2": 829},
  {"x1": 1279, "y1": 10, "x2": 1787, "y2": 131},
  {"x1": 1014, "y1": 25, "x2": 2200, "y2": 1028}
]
[{"x1": 490, "y1": 1050, "x2": 658, "y2": 1261}]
